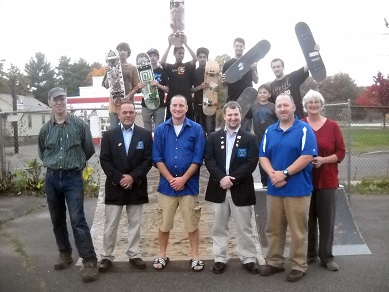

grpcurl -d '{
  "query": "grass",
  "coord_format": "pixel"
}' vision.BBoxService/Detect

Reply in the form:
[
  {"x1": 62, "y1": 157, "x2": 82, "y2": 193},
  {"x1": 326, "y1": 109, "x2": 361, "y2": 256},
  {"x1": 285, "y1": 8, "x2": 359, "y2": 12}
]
[
  {"x1": 341, "y1": 127, "x2": 389, "y2": 154},
  {"x1": 351, "y1": 178, "x2": 389, "y2": 195}
]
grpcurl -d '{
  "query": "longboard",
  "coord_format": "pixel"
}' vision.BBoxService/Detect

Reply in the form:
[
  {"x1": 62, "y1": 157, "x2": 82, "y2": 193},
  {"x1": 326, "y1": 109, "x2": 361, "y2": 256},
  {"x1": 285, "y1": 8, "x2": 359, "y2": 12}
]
[
  {"x1": 105, "y1": 50, "x2": 125, "y2": 105},
  {"x1": 225, "y1": 40, "x2": 271, "y2": 84},
  {"x1": 295, "y1": 22, "x2": 326, "y2": 82},
  {"x1": 203, "y1": 60, "x2": 220, "y2": 116},
  {"x1": 136, "y1": 53, "x2": 160, "y2": 110},
  {"x1": 219, "y1": 87, "x2": 258, "y2": 129},
  {"x1": 170, "y1": 0, "x2": 185, "y2": 47}
]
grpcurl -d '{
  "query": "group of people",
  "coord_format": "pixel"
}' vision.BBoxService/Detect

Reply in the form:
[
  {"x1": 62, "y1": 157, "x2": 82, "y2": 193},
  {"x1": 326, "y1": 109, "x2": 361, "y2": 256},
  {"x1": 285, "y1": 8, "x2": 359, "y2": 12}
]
[{"x1": 38, "y1": 35, "x2": 345, "y2": 284}]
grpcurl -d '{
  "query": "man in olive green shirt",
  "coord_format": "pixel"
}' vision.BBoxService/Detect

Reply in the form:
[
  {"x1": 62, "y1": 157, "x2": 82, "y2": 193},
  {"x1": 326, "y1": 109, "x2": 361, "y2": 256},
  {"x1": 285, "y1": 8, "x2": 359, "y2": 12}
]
[{"x1": 38, "y1": 87, "x2": 98, "y2": 283}]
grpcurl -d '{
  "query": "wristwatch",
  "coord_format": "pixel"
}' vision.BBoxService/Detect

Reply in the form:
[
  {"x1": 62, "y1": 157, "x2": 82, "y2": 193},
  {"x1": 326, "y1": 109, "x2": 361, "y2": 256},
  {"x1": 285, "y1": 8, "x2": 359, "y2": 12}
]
[{"x1": 283, "y1": 169, "x2": 290, "y2": 177}]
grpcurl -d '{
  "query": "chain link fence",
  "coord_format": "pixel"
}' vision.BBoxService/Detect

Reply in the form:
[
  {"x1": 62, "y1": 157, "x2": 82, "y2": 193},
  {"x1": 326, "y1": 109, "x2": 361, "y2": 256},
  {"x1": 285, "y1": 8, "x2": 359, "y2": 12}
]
[{"x1": 1, "y1": 101, "x2": 388, "y2": 192}]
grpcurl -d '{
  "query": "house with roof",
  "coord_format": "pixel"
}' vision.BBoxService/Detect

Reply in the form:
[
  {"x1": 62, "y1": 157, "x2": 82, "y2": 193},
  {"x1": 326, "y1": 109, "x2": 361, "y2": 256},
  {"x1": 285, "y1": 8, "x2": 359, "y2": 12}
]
[{"x1": 0, "y1": 94, "x2": 51, "y2": 145}]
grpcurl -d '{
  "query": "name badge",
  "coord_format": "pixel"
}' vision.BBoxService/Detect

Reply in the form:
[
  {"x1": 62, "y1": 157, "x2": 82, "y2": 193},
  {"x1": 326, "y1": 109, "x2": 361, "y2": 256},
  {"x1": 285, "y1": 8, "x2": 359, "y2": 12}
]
[
  {"x1": 237, "y1": 148, "x2": 247, "y2": 157},
  {"x1": 136, "y1": 141, "x2": 144, "y2": 149}
]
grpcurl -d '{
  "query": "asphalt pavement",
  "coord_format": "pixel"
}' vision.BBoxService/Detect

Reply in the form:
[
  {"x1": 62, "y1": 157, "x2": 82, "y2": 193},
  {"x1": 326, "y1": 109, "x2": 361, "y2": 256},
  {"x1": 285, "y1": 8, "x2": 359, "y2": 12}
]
[{"x1": 0, "y1": 194, "x2": 388, "y2": 292}]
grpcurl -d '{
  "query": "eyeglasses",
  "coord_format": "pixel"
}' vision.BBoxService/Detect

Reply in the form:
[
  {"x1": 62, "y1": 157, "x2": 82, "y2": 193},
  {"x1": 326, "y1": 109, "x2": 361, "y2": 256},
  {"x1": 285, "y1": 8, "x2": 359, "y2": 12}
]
[{"x1": 307, "y1": 100, "x2": 321, "y2": 105}]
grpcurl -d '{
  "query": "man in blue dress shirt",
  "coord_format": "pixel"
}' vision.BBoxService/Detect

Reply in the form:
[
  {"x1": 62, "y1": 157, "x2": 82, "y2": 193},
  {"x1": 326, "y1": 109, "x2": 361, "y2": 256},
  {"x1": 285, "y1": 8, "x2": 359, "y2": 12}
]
[{"x1": 152, "y1": 95, "x2": 206, "y2": 271}]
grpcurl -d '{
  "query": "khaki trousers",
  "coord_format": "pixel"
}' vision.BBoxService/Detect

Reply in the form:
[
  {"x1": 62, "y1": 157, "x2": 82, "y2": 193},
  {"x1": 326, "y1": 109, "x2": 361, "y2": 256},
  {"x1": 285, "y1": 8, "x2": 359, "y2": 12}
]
[{"x1": 265, "y1": 195, "x2": 311, "y2": 272}]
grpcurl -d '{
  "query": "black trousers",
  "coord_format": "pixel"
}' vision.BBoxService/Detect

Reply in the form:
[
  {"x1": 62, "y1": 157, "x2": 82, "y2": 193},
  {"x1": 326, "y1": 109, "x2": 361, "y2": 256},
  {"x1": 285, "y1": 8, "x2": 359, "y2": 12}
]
[{"x1": 307, "y1": 188, "x2": 337, "y2": 263}]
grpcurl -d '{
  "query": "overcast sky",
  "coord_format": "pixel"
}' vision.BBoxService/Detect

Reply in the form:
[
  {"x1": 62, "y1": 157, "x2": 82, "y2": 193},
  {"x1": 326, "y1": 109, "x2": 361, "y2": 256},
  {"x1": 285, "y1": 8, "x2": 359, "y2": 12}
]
[{"x1": 1, "y1": 0, "x2": 388, "y2": 86}]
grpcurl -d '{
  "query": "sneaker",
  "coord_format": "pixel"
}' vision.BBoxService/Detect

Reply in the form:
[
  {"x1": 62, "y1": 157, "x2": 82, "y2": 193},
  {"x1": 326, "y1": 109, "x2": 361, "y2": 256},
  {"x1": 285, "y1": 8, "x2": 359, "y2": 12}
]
[
  {"x1": 54, "y1": 252, "x2": 73, "y2": 270},
  {"x1": 82, "y1": 262, "x2": 98, "y2": 283},
  {"x1": 322, "y1": 261, "x2": 339, "y2": 271},
  {"x1": 286, "y1": 269, "x2": 305, "y2": 282},
  {"x1": 259, "y1": 265, "x2": 285, "y2": 276}
]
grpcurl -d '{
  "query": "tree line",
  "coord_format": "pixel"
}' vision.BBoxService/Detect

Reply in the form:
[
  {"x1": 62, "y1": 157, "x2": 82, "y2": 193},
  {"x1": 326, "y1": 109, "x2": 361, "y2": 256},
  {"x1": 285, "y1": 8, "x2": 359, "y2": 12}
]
[
  {"x1": 0, "y1": 53, "x2": 102, "y2": 105},
  {"x1": 0, "y1": 52, "x2": 388, "y2": 125}
]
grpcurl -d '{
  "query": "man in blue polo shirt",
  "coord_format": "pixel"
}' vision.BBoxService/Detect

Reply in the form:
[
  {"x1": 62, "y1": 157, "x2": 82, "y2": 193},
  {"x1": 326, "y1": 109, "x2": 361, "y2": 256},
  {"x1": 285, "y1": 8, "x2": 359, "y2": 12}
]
[
  {"x1": 259, "y1": 93, "x2": 317, "y2": 282},
  {"x1": 152, "y1": 95, "x2": 206, "y2": 272}
]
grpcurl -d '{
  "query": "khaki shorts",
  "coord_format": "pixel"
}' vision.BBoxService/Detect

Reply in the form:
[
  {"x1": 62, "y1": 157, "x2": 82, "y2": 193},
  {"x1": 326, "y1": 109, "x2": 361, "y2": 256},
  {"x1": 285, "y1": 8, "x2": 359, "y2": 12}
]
[{"x1": 157, "y1": 193, "x2": 201, "y2": 233}]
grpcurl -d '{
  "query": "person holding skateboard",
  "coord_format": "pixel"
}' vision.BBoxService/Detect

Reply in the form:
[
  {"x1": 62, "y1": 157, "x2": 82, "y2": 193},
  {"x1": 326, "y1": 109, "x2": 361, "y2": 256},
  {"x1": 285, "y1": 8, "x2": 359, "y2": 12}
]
[
  {"x1": 102, "y1": 42, "x2": 140, "y2": 129},
  {"x1": 191, "y1": 47, "x2": 216, "y2": 136},
  {"x1": 269, "y1": 44, "x2": 320, "y2": 119},
  {"x1": 251, "y1": 84, "x2": 277, "y2": 188},
  {"x1": 139, "y1": 48, "x2": 169, "y2": 132},
  {"x1": 221, "y1": 37, "x2": 259, "y2": 132},
  {"x1": 161, "y1": 34, "x2": 197, "y2": 121}
]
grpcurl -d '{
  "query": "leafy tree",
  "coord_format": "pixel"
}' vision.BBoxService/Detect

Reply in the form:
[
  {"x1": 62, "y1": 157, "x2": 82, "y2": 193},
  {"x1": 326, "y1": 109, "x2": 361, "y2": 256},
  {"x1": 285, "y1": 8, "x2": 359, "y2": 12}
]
[
  {"x1": 313, "y1": 73, "x2": 363, "y2": 104},
  {"x1": 56, "y1": 56, "x2": 72, "y2": 92},
  {"x1": 7, "y1": 64, "x2": 30, "y2": 97},
  {"x1": 86, "y1": 63, "x2": 104, "y2": 85},
  {"x1": 25, "y1": 52, "x2": 56, "y2": 104},
  {"x1": 0, "y1": 59, "x2": 7, "y2": 93},
  {"x1": 356, "y1": 71, "x2": 389, "y2": 128},
  {"x1": 65, "y1": 58, "x2": 94, "y2": 96}
]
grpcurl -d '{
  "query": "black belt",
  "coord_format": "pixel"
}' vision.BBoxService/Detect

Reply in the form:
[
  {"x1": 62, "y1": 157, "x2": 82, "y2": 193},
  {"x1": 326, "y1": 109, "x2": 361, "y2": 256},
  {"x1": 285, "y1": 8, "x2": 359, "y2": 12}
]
[{"x1": 46, "y1": 168, "x2": 81, "y2": 175}]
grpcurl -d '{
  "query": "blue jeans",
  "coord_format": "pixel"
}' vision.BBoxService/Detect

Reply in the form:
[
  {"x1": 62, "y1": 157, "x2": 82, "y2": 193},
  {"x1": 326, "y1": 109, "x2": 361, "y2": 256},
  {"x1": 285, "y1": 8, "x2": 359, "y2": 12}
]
[{"x1": 45, "y1": 169, "x2": 97, "y2": 263}]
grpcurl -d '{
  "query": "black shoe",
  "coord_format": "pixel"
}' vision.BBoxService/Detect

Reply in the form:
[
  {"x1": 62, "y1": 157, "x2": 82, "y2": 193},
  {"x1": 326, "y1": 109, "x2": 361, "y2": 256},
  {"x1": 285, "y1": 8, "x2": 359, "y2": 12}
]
[
  {"x1": 243, "y1": 262, "x2": 259, "y2": 274},
  {"x1": 130, "y1": 258, "x2": 146, "y2": 269},
  {"x1": 259, "y1": 265, "x2": 285, "y2": 276},
  {"x1": 213, "y1": 262, "x2": 227, "y2": 274},
  {"x1": 99, "y1": 259, "x2": 112, "y2": 272},
  {"x1": 286, "y1": 269, "x2": 305, "y2": 282}
]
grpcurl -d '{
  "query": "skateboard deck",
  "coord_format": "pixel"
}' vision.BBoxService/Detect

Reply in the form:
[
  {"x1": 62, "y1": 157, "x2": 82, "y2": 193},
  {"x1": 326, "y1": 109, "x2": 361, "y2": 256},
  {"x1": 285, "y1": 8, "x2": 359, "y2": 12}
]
[
  {"x1": 136, "y1": 53, "x2": 160, "y2": 110},
  {"x1": 225, "y1": 40, "x2": 271, "y2": 84},
  {"x1": 203, "y1": 60, "x2": 220, "y2": 116},
  {"x1": 105, "y1": 50, "x2": 125, "y2": 105},
  {"x1": 295, "y1": 22, "x2": 326, "y2": 82},
  {"x1": 170, "y1": 0, "x2": 185, "y2": 47},
  {"x1": 219, "y1": 87, "x2": 258, "y2": 129}
]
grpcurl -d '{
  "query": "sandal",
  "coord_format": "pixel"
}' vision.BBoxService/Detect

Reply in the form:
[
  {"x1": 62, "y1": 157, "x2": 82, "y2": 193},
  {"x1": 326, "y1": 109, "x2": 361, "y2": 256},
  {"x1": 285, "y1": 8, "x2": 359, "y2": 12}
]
[
  {"x1": 153, "y1": 257, "x2": 170, "y2": 270},
  {"x1": 190, "y1": 259, "x2": 204, "y2": 272}
]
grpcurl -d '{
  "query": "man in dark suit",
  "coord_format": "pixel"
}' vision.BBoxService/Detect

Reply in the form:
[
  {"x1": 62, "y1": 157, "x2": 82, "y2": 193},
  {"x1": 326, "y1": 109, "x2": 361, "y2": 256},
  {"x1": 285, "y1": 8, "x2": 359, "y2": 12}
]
[
  {"x1": 204, "y1": 101, "x2": 259, "y2": 275},
  {"x1": 99, "y1": 102, "x2": 153, "y2": 272}
]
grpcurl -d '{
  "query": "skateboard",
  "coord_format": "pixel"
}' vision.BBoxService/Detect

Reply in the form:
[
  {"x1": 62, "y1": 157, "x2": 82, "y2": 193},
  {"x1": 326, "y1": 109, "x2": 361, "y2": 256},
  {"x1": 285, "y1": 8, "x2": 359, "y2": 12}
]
[
  {"x1": 105, "y1": 50, "x2": 125, "y2": 105},
  {"x1": 170, "y1": 0, "x2": 185, "y2": 47},
  {"x1": 136, "y1": 53, "x2": 160, "y2": 110},
  {"x1": 225, "y1": 40, "x2": 271, "y2": 84},
  {"x1": 295, "y1": 22, "x2": 326, "y2": 82},
  {"x1": 219, "y1": 87, "x2": 258, "y2": 129},
  {"x1": 203, "y1": 60, "x2": 220, "y2": 116}
]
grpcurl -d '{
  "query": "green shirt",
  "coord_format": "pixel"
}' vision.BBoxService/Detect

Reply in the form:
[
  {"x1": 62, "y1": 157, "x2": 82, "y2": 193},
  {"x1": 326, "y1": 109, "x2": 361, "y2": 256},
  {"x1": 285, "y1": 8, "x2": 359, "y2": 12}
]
[{"x1": 38, "y1": 113, "x2": 95, "y2": 171}]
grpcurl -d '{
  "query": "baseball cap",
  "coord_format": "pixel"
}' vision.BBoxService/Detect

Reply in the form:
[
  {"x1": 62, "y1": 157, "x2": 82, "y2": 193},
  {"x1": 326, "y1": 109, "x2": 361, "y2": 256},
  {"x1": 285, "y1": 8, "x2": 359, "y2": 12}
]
[
  {"x1": 48, "y1": 87, "x2": 67, "y2": 100},
  {"x1": 147, "y1": 48, "x2": 159, "y2": 57}
]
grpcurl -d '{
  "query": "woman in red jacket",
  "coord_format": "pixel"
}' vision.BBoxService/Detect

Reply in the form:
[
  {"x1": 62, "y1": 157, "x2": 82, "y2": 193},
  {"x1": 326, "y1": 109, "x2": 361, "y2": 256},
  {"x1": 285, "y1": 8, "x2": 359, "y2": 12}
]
[{"x1": 302, "y1": 90, "x2": 346, "y2": 272}]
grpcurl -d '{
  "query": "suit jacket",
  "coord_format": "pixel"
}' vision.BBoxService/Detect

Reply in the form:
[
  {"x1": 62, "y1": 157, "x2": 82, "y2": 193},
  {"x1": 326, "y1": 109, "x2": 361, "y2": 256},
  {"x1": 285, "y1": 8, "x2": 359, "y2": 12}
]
[
  {"x1": 205, "y1": 128, "x2": 258, "y2": 206},
  {"x1": 100, "y1": 124, "x2": 153, "y2": 205}
]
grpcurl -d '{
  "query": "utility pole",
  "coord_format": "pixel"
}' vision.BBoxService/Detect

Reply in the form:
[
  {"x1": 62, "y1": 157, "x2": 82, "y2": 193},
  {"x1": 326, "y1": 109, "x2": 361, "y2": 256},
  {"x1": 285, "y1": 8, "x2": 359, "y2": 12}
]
[{"x1": 11, "y1": 76, "x2": 19, "y2": 154}]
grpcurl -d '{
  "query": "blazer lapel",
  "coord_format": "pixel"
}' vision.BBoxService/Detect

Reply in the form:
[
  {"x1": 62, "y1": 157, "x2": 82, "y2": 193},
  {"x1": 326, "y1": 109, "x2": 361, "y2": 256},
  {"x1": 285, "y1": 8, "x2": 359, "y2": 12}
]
[
  {"x1": 219, "y1": 130, "x2": 227, "y2": 169},
  {"x1": 229, "y1": 129, "x2": 243, "y2": 167},
  {"x1": 127, "y1": 125, "x2": 140, "y2": 159},
  {"x1": 114, "y1": 126, "x2": 127, "y2": 162}
]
